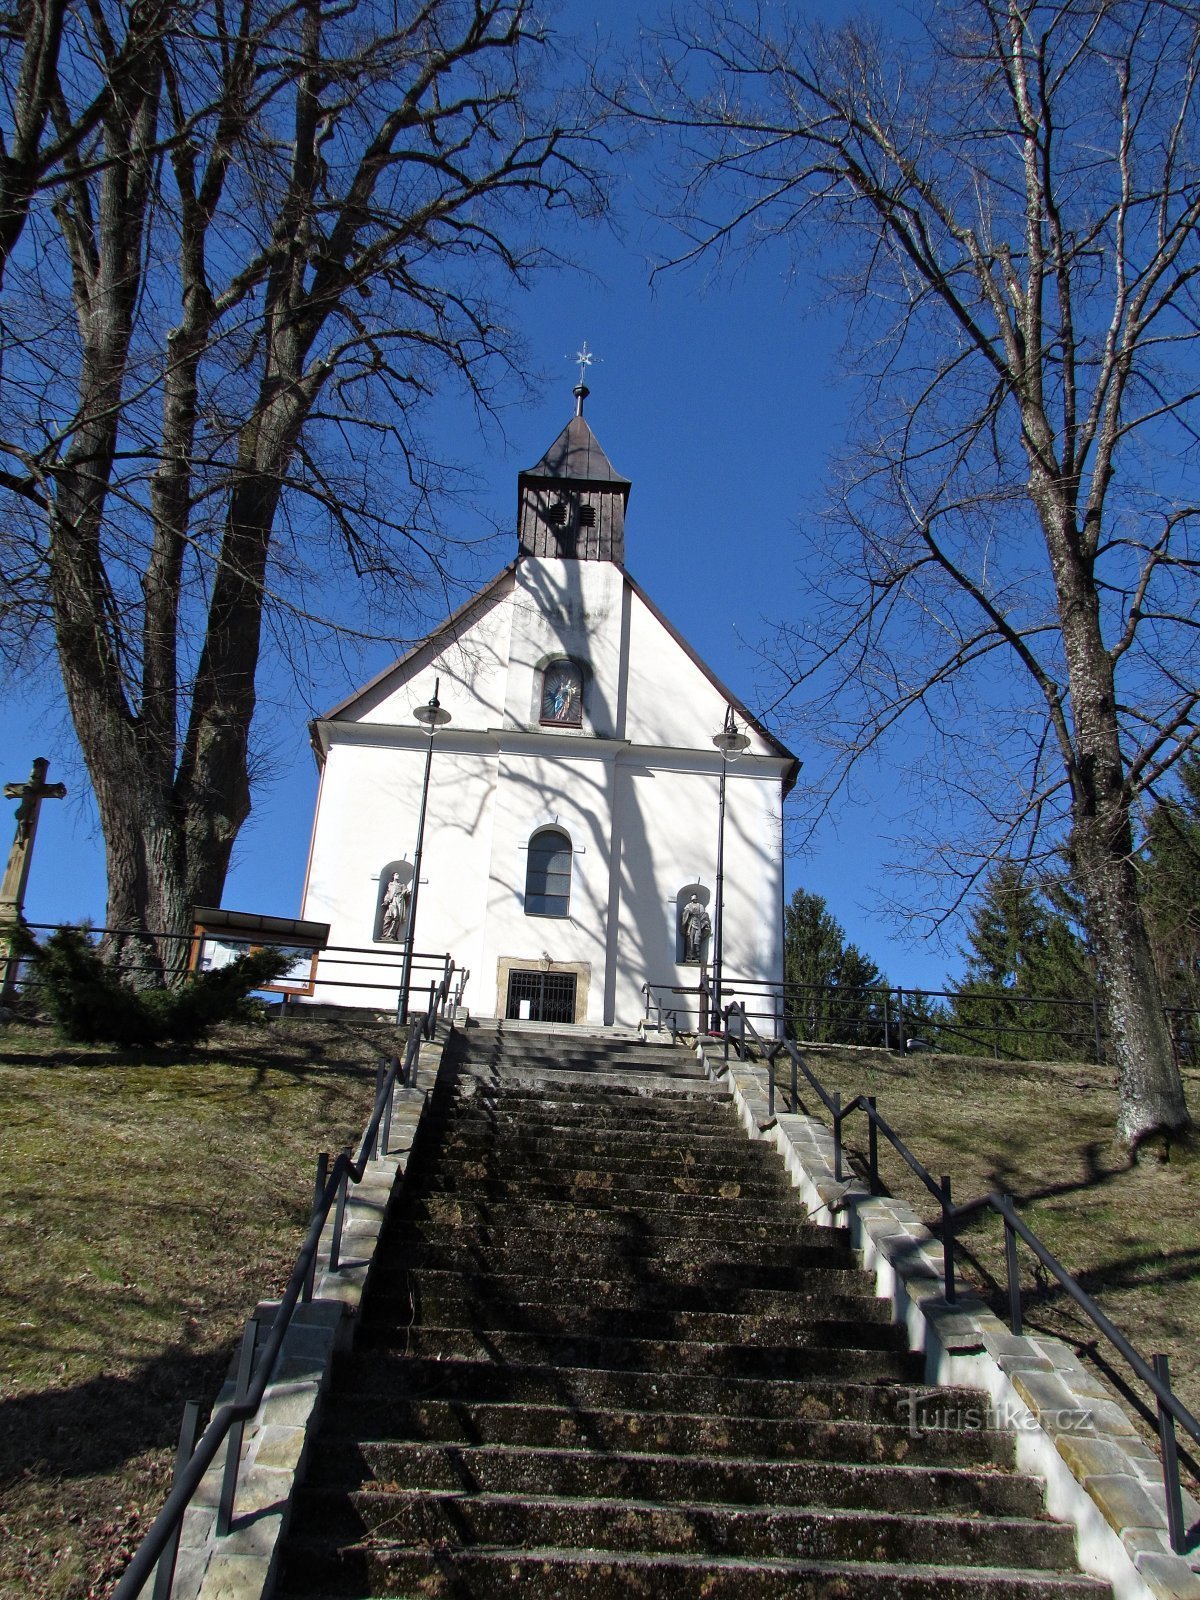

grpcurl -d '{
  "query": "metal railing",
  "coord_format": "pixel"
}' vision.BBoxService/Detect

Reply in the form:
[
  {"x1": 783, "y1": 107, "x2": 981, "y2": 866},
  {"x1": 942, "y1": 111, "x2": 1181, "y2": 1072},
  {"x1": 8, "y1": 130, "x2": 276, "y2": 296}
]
[
  {"x1": 718, "y1": 1000, "x2": 1199, "y2": 1556},
  {"x1": 642, "y1": 976, "x2": 712, "y2": 1035},
  {"x1": 111, "y1": 957, "x2": 464, "y2": 1599},
  {"x1": 644, "y1": 973, "x2": 1199, "y2": 1066}
]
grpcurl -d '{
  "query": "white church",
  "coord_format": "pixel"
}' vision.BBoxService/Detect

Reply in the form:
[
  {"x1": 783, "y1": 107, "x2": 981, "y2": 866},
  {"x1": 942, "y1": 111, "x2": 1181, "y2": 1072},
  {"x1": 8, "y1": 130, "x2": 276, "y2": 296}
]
[{"x1": 300, "y1": 384, "x2": 798, "y2": 1028}]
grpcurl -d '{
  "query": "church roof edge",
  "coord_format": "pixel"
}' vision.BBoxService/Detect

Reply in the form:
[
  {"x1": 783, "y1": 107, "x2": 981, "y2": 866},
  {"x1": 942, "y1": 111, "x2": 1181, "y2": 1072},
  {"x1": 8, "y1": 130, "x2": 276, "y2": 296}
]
[
  {"x1": 309, "y1": 563, "x2": 518, "y2": 754},
  {"x1": 621, "y1": 569, "x2": 801, "y2": 794}
]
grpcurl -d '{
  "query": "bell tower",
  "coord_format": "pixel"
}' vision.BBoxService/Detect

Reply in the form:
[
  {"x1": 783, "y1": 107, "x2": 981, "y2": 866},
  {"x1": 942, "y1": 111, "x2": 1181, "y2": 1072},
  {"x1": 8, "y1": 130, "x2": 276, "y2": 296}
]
[{"x1": 517, "y1": 382, "x2": 632, "y2": 565}]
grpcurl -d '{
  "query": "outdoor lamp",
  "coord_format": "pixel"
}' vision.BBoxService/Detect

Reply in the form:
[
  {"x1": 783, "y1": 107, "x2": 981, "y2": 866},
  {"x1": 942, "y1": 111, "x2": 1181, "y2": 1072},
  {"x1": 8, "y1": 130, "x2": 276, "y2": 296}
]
[
  {"x1": 710, "y1": 707, "x2": 750, "y2": 1030},
  {"x1": 398, "y1": 679, "x2": 451, "y2": 1023}
]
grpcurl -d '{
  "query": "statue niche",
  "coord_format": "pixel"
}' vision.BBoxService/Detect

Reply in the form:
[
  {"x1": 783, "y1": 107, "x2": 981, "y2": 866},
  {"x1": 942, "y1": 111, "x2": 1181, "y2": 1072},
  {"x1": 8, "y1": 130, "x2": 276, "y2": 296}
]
[
  {"x1": 676, "y1": 884, "x2": 711, "y2": 966},
  {"x1": 375, "y1": 861, "x2": 414, "y2": 943}
]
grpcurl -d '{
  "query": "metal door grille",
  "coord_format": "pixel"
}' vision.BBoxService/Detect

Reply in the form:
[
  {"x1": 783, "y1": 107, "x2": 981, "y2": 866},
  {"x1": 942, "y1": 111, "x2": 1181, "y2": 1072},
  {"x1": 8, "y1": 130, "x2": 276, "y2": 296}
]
[{"x1": 506, "y1": 969, "x2": 577, "y2": 1024}]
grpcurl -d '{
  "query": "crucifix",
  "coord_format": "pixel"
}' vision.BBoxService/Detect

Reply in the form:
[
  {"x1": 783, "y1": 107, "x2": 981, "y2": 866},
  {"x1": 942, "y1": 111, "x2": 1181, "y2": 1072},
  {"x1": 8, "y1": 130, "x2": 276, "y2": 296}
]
[{"x1": 1, "y1": 757, "x2": 67, "y2": 1001}]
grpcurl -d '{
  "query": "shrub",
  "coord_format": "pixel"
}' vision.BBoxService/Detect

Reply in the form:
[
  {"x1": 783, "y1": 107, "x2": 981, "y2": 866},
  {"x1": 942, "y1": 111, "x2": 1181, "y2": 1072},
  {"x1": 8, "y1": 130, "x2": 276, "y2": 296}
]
[{"x1": 12, "y1": 924, "x2": 293, "y2": 1046}]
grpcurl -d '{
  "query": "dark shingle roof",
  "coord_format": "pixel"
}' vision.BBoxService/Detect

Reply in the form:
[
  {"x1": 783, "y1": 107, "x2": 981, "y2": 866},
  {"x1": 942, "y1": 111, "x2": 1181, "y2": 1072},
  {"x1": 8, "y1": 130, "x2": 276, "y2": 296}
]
[{"x1": 520, "y1": 415, "x2": 631, "y2": 490}]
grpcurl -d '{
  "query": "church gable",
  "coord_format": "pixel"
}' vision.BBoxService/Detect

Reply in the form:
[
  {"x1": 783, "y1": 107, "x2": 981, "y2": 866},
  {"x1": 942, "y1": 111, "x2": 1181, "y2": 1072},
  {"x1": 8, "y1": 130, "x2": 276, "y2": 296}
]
[
  {"x1": 621, "y1": 577, "x2": 789, "y2": 764},
  {"x1": 317, "y1": 567, "x2": 517, "y2": 733}
]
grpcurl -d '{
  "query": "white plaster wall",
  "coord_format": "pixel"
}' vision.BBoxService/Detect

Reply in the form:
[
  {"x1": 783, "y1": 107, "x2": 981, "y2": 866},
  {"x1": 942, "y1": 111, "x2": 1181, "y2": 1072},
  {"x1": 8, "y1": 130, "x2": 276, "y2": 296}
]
[
  {"x1": 611, "y1": 755, "x2": 785, "y2": 1028},
  {"x1": 623, "y1": 585, "x2": 778, "y2": 760},
  {"x1": 478, "y1": 741, "x2": 620, "y2": 1021},
  {"x1": 302, "y1": 733, "x2": 498, "y2": 1008}
]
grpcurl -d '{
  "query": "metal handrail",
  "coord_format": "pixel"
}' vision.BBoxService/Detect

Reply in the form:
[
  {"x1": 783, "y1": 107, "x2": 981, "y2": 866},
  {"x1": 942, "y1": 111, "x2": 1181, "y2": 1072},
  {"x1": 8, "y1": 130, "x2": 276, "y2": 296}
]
[
  {"x1": 663, "y1": 972, "x2": 1200, "y2": 1065},
  {"x1": 10, "y1": 925, "x2": 458, "y2": 1010},
  {"x1": 720, "y1": 1000, "x2": 1199, "y2": 1555},
  {"x1": 112, "y1": 959, "x2": 464, "y2": 1599}
]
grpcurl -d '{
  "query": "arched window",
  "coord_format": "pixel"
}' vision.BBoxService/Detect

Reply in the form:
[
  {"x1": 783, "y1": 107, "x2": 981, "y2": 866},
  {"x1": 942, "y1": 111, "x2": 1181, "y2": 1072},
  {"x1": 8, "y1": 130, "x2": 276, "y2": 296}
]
[
  {"x1": 525, "y1": 828, "x2": 572, "y2": 917},
  {"x1": 540, "y1": 659, "x2": 583, "y2": 726}
]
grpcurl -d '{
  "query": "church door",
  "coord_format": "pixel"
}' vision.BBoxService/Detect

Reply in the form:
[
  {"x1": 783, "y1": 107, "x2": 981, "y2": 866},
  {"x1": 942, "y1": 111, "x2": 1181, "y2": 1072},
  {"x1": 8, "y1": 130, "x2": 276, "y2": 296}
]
[{"x1": 506, "y1": 969, "x2": 577, "y2": 1024}]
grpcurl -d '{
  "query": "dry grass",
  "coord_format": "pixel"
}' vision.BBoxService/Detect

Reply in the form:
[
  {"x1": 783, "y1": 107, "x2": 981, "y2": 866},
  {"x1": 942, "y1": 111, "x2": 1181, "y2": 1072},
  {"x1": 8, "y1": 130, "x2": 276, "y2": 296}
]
[
  {"x1": 781, "y1": 1042, "x2": 1200, "y2": 1492},
  {"x1": 0, "y1": 1012, "x2": 402, "y2": 1600}
]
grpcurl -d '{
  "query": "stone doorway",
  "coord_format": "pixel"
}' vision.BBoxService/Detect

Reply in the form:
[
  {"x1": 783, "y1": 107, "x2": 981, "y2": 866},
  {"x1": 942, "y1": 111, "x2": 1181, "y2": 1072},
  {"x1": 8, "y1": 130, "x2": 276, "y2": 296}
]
[{"x1": 505, "y1": 968, "x2": 578, "y2": 1024}]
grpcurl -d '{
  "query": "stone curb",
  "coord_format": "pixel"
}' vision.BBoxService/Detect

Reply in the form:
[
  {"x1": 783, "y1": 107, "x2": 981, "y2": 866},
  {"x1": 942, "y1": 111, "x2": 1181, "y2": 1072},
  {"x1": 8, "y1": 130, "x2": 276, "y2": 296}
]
[
  {"x1": 154, "y1": 1020, "x2": 458, "y2": 1600},
  {"x1": 698, "y1": 1039, "x2": 1200, "y2": 1600}
]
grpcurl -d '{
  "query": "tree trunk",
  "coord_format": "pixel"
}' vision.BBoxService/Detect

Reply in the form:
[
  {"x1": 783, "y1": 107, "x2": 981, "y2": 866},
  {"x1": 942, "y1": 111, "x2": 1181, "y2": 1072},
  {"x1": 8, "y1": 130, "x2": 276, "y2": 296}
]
[
  {"x1": 1072, "y1": 808, "x2": 1188, "y2": 1147},
  {"x1": 1053, "y1": 548, "x2": 1192, "y2": 1148}
]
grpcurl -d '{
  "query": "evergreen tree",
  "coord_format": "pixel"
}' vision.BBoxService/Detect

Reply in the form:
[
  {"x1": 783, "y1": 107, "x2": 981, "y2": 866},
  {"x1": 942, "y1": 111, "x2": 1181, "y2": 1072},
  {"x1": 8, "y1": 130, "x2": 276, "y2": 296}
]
[
  {"x1": 947, "y1": 865, "x2": 1097, "y2": 1059},
  {"x1": 783, "y1": 889, "x2": 889, "y2": 1045}
]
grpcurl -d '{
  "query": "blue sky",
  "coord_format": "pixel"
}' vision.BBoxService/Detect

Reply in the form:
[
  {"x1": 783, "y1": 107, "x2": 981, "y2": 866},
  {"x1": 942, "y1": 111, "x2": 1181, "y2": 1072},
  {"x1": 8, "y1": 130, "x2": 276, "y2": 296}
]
[{"x1": 0, "y1": 0, "x2": 966, "y2": 991}]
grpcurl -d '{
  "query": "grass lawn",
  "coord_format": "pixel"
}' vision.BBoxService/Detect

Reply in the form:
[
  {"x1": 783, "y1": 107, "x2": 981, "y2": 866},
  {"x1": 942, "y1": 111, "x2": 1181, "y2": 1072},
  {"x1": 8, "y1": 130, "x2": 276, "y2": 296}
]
[
  {"x1": 0, "y1": 1012, "x2": 399, "y2": 1600},
  {"x1": 788, "y1": 1042, "x2": 1200, "y2": 1493}
]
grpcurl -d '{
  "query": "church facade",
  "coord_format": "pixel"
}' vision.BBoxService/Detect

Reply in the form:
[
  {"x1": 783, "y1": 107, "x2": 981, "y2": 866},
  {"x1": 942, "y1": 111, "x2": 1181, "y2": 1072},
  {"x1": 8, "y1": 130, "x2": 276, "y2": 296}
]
[{"x1": 300, "y1": 392, "x2": 798, "y2": 1027}]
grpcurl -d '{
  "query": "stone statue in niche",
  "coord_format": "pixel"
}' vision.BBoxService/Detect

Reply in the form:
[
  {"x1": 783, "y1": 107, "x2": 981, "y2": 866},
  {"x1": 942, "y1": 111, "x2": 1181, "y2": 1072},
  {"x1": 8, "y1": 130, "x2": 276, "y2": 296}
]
[
  {"x1": 681, "y1": 895, "x2": 711, "y2": 964},
  {"x1": 379, "y1": 872, "x2": 411, "y2": 941}
]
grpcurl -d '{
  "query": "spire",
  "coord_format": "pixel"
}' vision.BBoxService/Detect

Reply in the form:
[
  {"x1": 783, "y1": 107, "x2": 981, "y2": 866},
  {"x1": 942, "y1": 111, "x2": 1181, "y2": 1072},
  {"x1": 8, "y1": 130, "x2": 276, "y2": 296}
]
[{"x1": 517, "y1": 363, "x2": 631, "y2": 563}]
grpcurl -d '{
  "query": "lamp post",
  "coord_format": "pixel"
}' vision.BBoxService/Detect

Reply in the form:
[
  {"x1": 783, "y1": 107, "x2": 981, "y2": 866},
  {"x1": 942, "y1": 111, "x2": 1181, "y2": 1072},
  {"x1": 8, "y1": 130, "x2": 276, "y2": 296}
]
[
  {"x1": 397, "y1": 678, "x2": 451, "y2": 1024},
  {"x1": 710, "y1": 706, "x2": 750, "y2": 1031}
]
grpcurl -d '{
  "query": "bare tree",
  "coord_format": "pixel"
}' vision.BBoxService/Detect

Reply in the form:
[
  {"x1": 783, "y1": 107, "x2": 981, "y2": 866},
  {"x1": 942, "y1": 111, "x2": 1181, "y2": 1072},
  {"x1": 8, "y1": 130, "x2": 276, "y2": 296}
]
[
  {"x1": 0, "y1": 0, "x2": 605, "y2": 967},
  {"x1": 637, "y1": 0, "x2": 1199, "y2": 1147}
]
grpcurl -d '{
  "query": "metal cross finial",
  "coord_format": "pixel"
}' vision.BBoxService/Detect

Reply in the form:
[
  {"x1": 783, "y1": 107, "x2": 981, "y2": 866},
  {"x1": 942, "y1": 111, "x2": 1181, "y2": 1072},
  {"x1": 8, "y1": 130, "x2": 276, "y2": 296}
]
[
  {"x1": 574, "y1": 341, "x2": 595, "y2": 387},
  {"x1": 569, "y1": 341, "x2": 600, "y2": 414}
]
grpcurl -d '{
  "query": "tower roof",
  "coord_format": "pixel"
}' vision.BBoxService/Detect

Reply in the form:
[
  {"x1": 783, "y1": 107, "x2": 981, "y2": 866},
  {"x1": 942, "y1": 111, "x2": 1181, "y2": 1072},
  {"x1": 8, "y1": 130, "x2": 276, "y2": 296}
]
[{"x1": 519, "y1": 412, "x2": 631, "y2": 494}]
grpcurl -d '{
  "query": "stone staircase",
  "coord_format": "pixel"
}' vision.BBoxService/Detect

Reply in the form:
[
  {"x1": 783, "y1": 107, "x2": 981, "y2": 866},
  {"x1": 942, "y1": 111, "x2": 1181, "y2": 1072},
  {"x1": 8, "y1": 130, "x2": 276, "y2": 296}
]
[{"x1": 275, "y1": 1021, "x2": 1109, "y2": 1598}]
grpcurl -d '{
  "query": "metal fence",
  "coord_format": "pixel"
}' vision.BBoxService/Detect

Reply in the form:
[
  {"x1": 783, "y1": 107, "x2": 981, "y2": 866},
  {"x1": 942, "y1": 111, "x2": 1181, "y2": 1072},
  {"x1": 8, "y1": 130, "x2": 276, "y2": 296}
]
[
  {"x1": 9, "y1": 922, "x2": 469, "y2": 1026},
  {"x1": 643, "y1": 973, "x2": 1199, "y2": 1065}
]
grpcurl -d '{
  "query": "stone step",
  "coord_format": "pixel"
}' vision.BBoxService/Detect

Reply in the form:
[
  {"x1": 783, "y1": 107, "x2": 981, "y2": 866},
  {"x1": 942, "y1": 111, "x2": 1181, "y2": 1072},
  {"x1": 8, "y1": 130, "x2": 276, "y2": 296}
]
[
  {"x1": 367, "y1": 1268, "x2": 893, "y2": 1323},
  {"x1": 273, "y1": 1031, "x2": 1107, "y2": 1600},
  {"x1": 416, "y1": 1154, "x2": 788, "y2": 1192},
  {"x1": 412, "y1": 1171, "x2": 796, "y2": 1209},
  {"x1": 456, "y1": 1036, "x2": 697, "y2": 1067},
  {"x1": 424, "y1": 1127, "x2": 773, "y2": 1164},
  {"x1": 424, "y1": 1119, "x2": 750, "y2": 1152},
  {"x1": 301, "y1": 1441, "x2": 1047, "y2": 1519},
  {"x1": 448, "y1": 1062, "x2": 713, "y2": 1091},
  {"x1": 312, "y1": 1400, "x2": 1020, "y2": 1470},
  {"x1": 331, "y1": 1356, "x2": 930, "y2": 1411},
  {"x1": 454, "y1": 1030, "x2": 691, "y2": 1056},
  {"x1": 432, "y1": 1100, "x2": 732, "y2": 1139},
  {"x1": 278, "y1": 1546, "x2": 1108, "y2": 1600},
  {"x1": 392, "y1": 1196, "x2": 834, "y2": 1242},
  {"x1": 448, "y1": 1056, "x2": 713, "y2": 1081},
  {"x1": 286, "y1": 1489, "x2": 1077, "y2": 1570},
  {"x1": 438, "y1": 1075, "x2": 732, "y2": 1113},
  {"x1": 346, "y1": 1326, "x2": 919, "y2": 1381},
  {"x1": 374, "y1": 1231, "x2": 860, "y2": 1281},
  {"x1": 356, "y1": 1300, "x2": 907, "y2": 1350}
]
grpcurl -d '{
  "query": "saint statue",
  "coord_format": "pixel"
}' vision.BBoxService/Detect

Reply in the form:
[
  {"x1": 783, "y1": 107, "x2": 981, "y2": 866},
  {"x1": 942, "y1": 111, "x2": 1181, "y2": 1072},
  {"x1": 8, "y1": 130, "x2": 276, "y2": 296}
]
[
  {"x1": 681, "y1": 894, "x2": 711, "y2": 964},
  {"x1": 380, "y1": 872, "x2": 411, "y2": 941}
]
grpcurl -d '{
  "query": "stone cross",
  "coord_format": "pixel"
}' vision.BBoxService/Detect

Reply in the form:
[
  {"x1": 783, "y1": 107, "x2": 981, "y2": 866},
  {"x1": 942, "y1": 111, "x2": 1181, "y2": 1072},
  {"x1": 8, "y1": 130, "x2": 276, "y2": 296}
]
[{"x1": 1, "y1": 758, "x2": 66, "y2": 1002}]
